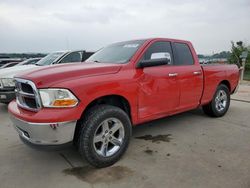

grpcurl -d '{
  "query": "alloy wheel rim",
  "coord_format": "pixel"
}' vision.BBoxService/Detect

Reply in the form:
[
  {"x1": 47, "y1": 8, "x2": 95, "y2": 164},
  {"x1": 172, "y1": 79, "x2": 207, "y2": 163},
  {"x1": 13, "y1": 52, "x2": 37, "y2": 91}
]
[
  {"x1": 93, "y1": 118, "x2": 125, "y2": 157},
  {"x1": 215, "y1": 90, "x2": 227, "y2": 112}
]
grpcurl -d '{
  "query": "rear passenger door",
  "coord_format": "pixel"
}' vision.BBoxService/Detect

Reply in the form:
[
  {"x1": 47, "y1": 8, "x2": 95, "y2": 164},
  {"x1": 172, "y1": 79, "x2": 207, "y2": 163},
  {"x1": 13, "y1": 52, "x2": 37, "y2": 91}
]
[{"x1": 172, "y1": 42, "x2": 203, "y2": 110}]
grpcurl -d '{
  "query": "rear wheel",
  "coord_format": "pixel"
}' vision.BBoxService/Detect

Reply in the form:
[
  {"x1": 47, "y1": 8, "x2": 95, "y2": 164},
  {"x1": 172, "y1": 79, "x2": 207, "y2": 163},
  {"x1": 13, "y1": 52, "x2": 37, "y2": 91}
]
[
  {"x1": 202, "y1": 84, "x2": 230, "y2": 117},
  {"x1": 78, "y1": 105, "x2": 132, "y2": 168}
]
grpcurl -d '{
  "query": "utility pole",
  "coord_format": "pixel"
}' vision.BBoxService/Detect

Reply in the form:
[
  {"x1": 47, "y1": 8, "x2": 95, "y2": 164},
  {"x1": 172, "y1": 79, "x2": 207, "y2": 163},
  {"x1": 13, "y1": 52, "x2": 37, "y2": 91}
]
[{"x1": 240, "y1": 51, "x2": 248, "y2": 81}]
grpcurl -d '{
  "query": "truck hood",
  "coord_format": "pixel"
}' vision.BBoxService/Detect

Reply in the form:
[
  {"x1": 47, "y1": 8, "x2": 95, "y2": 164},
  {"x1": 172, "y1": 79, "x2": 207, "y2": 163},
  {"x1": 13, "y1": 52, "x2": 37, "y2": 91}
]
[
  {"x1": 16, "y1": 62, "x2": 122, "y2": 87},
  {"x1": 0, "y1": 65, "x2": 38, "y2": 79}
]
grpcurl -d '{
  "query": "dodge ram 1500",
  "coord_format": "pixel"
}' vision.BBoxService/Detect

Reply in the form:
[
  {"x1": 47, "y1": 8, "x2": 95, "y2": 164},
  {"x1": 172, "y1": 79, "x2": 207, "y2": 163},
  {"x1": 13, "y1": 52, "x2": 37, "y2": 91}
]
[{"x1": 8, "y1": 38, "x2": 239, "y2": 168}]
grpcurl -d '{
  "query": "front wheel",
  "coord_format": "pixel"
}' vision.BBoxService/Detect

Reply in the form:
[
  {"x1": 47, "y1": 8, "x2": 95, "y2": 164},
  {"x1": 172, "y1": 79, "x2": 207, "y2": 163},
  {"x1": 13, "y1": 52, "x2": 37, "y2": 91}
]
[
  {"x1": 78, "y1": 105, "x2": 132, "y2": 168},
  {"x1": 202, "y1": 84, "x2": 230, "y2": 117}
]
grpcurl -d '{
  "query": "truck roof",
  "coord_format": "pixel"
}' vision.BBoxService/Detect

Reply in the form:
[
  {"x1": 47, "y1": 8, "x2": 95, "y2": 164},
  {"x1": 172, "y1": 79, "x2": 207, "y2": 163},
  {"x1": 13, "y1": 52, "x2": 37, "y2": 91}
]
[{"x1": 121, "y1": 37, "x2": 192, "y2": 44}]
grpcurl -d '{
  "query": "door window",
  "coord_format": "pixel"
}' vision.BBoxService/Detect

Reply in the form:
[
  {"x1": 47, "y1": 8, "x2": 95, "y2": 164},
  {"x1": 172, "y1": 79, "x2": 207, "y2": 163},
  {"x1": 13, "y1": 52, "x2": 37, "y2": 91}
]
[
  {"x1": 141, "y1": 41, "x2": 173, "y2": 65},
  {"x1": 173, "y1": 43, "x2": 194, "y2": 65},
  {"x1": 60, "y1": 52, "x2": 82, "y2": 64}
]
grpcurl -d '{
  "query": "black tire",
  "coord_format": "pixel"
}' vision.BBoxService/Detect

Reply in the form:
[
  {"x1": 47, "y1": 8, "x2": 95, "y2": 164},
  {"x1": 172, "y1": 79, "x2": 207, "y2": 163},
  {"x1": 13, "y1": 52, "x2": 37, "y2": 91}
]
[
  {"x1": 78, "y1": 105, "x2": 132, "y2": 168},
  {"x1": 202, "y1": 84, "x2": 230, "y2": 117}
]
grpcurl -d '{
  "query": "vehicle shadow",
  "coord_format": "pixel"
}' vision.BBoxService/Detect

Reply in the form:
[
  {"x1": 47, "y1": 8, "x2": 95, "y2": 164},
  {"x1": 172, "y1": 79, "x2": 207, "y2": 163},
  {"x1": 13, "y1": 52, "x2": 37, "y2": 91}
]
[{"x1": 132, "y1": 107, "x2": 206, "y2": 136}]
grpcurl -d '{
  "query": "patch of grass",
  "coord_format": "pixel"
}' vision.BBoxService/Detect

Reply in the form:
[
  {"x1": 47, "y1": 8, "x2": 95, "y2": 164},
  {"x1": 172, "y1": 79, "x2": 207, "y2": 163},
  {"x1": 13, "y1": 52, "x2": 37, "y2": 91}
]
[{"x1": 244, "y1": 70, "x2": 250, "y2": 81}]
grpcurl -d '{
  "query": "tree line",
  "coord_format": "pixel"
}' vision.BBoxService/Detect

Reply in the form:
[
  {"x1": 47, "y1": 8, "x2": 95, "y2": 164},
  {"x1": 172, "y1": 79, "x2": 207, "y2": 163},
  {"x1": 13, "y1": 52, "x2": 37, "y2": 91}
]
[{"x1": 0, "y1": 53, "x2": 47, "y2": 59}]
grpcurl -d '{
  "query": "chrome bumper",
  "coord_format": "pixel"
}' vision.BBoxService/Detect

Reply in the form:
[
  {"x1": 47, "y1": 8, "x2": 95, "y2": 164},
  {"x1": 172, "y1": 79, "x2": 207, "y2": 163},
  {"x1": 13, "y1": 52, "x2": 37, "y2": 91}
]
[{"x1": 10, "y1": 115, "x2": 77, "y2": 145}]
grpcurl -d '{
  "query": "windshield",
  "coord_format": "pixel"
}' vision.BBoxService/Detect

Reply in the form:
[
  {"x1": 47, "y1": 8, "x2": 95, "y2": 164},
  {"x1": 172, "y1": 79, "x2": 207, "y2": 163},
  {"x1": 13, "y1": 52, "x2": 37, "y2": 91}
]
[
  {"x1": 86, "y1": 40, "x2": 146, "y2": 64},
  {"x1": 17, "y1": 59, "x2": 39, "y2": 66},
  {"x1": 36, "y1": 52, "x2": 64, "y2": 66}
]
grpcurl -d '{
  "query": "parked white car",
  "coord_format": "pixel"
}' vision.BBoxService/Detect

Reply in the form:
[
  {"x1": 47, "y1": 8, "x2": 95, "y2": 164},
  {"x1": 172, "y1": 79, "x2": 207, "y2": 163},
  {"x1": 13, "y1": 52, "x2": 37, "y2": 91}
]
[{"x1": 0, "y1": 50, "x2": 94, "y2": 103}]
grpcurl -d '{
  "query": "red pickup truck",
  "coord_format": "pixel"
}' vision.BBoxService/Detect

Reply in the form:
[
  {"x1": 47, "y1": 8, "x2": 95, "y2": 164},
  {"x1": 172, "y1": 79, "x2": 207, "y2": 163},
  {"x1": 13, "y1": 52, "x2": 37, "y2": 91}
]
[{"x1": 8, "y1": 38, "x2": 239, "y2": 168}]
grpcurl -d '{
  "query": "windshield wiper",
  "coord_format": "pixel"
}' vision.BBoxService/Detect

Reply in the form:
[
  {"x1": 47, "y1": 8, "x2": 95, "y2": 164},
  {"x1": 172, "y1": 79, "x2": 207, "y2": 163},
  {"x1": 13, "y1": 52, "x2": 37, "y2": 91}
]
[{"x1": 94, "y1": 60, "x2": 101, "y2": 63}]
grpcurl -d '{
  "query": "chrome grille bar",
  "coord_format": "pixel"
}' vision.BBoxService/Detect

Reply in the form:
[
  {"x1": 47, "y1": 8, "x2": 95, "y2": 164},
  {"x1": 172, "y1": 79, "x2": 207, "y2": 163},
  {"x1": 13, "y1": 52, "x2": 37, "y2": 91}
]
[
  {"x1": 18, "y1": 91, "x2": 36, "y2": 98},
  {"x1": 15, "y1": 78, "x2": 42, "y2": 111}
]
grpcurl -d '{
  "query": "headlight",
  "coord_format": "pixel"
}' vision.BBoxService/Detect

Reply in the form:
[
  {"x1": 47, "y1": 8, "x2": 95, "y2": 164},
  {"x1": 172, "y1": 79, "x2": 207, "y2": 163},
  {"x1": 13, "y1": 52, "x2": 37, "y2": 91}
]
[
  {"x1": 39, "y1": 89, "x2": 79, "y2": 108},
  {"x1": 1, "y1": 78, "x2": 15, "y2": 87}
]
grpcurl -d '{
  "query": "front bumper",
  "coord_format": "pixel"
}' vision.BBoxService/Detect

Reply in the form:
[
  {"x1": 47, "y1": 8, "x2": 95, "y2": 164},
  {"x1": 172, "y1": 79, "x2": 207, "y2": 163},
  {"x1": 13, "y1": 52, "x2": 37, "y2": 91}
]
[
  {"x1": 10, "y1": 115, "x2": 77, "y2": 145},
  {"x1": 0, "y1": 90, "x2": 15, "y2": 103}
]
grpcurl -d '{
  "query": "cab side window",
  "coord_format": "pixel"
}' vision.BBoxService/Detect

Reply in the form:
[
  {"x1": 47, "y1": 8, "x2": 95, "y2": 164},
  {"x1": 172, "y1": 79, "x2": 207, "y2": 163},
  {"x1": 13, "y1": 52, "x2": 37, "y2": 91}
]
[
  {"x1": 59, "y1": 52, "x2": 82, "y2": 64},
  {"x1": 141, "y1": 41, "x2": 173, "y2": 65},
  {"x1": 173, "y1": 43, "x2": 194, "y2": 65}
]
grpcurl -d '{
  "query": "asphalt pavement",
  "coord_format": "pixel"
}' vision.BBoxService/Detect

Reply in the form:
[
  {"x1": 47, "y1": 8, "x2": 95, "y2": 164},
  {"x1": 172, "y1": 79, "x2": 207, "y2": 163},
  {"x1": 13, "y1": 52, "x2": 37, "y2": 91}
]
[{"x1": 0, "y1": 84, "x2": 250, "y2": 188}]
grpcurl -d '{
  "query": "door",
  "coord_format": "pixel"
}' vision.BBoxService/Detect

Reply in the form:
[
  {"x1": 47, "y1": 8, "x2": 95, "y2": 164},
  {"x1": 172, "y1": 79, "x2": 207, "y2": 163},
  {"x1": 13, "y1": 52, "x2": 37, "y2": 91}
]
[
  {"x1": 137, "y1": 41, "x2": 180, "y2": 119},
  {"x1": 172, "y1": 42, "x2": 203, "y2": 110}
]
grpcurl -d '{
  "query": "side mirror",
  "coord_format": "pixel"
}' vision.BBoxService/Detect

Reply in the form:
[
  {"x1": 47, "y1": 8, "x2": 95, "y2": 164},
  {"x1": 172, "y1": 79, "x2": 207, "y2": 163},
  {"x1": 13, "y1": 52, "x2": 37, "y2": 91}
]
[{"x1": 137, "y1": 58, "x2": 170, "y2": 68}]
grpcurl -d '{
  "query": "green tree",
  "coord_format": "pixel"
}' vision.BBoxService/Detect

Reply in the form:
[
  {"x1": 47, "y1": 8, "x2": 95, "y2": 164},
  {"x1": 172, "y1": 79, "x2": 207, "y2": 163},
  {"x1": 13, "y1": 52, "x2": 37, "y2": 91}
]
[
  {"x1": 228, "y1": 41, "x2": 249, "y2": 68},
  {"x1": 246, "y1": 45, "x2": 250, "y2": 71},
  {"x1": 212, "y1": 51, "x2": 231, "y2": 59}
]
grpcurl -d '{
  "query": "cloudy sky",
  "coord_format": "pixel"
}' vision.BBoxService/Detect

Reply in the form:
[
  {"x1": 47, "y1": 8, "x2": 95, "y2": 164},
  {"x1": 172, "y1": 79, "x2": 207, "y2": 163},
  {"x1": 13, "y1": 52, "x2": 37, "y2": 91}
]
[{"x1": 0, "y1": 0, "x2": 249, "y2": 54}]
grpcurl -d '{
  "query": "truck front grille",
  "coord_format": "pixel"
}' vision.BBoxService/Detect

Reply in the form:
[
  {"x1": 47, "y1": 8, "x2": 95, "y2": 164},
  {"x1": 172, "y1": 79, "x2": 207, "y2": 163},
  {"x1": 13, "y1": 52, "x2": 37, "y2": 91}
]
[
  {"x1": 20, "y1": 83, "x2": 34, "y2": 94},
  {"x1": 15, "y1": 78, "x2": 41, "y2": 111}
]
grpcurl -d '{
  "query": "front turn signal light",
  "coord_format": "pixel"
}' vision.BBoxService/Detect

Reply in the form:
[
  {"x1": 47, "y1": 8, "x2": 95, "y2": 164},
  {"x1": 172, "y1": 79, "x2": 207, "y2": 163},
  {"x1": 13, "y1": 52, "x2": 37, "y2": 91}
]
[{"x1": 52, "y1": 99, "x2": 78, "y2": 107}]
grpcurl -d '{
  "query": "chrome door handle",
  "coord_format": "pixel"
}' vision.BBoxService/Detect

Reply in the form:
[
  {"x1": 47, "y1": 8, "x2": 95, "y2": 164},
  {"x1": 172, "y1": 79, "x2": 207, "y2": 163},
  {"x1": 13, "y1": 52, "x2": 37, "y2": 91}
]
[
  {"x1": 193, "y1": 71, "x2": 201, "y2": 75},
  {"x1": 168, "y1": 73, "x2": 178, "y2": 77}
]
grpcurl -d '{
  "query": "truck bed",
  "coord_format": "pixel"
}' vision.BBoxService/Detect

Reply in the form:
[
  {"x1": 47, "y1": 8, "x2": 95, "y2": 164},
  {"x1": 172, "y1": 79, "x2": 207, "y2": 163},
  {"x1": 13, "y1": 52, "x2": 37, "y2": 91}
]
[{"x1": 200, "y1": 64, "x2": 239, "y2": 105}]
